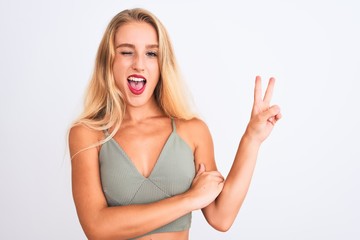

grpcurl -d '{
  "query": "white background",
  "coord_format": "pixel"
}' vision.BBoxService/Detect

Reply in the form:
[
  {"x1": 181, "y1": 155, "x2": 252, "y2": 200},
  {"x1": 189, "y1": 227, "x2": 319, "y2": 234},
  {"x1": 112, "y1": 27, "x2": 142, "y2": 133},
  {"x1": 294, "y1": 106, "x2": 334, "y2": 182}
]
[{"x1": 0, "y1": 0, "x2": 359, "y2": 239}]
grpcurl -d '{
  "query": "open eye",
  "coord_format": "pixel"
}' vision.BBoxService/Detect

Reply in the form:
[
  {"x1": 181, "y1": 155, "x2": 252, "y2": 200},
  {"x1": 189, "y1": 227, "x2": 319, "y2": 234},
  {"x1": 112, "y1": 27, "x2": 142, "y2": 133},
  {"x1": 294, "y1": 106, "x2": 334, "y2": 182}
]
[{"x1": 146, "y1": 51, "x2": 158, "y2": 58}]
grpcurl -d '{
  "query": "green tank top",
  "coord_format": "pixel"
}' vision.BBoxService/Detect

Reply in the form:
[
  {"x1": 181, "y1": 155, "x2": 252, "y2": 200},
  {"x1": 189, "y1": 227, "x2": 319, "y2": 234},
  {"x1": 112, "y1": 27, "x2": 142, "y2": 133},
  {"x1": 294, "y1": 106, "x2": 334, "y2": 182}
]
[{"x1": 99, "y1": 119, "x2": 195, "y2": 239}]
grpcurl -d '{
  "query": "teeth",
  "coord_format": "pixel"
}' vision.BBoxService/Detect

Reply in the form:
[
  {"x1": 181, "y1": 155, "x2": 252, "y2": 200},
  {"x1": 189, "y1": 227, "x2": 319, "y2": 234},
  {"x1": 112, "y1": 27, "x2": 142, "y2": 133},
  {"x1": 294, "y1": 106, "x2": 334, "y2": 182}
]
[{"x1": 128, "y1": 76, "x2": 145, "y2": 82}]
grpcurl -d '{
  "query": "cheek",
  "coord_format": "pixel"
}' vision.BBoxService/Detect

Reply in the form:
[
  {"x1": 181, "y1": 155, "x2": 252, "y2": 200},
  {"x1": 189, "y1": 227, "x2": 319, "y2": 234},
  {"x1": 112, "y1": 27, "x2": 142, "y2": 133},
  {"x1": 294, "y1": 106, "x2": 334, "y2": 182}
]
[
  {"x1": 113, "y1": 60, "x2": 130, "y2": 81},
  {"x1": 114, "y1": 58, "x2": 130, "y2": 71},
  {"x1": 113, "y1": 72, "x2": 127, "y2": 95},
  {"x1": 149, "y1": 61, "x2": 160, "y2": 78}
]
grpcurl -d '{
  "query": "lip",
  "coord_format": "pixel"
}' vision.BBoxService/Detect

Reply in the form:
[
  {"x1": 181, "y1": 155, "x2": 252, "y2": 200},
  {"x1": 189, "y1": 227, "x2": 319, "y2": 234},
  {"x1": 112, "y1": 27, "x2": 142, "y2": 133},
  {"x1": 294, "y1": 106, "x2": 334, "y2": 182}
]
[
  {"x1": 128, "y1": 74, "x2": 146, "y2": 79},
  {"x1": 127, "y1": 74, "x2": 146, "y2": 95}
]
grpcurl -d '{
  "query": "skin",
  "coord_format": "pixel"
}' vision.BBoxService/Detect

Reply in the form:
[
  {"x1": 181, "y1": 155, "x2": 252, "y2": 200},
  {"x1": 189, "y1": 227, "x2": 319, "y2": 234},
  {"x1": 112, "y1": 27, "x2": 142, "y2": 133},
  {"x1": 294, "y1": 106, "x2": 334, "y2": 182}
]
[
  {"x1": 113, "y1": 22, "x2": 160, "y2": 109},
  {"x1": 69, "y1": 21, "x2": 281, "y2": 240}
]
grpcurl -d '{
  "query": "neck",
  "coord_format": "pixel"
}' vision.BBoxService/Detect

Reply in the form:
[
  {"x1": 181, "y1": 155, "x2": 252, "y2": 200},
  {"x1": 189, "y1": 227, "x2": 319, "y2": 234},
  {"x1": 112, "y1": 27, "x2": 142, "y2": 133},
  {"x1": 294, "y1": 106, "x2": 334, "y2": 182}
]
[{"x1": 124, "y1": 98, "x2": 165, "y2": 123}]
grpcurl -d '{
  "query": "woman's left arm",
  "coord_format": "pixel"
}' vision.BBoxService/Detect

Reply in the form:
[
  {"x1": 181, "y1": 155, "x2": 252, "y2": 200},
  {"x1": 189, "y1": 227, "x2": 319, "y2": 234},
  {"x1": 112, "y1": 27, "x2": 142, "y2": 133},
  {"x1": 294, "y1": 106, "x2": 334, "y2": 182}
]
[{"x1": 200, "y1": 76, "x2": 282, "y2": 231}]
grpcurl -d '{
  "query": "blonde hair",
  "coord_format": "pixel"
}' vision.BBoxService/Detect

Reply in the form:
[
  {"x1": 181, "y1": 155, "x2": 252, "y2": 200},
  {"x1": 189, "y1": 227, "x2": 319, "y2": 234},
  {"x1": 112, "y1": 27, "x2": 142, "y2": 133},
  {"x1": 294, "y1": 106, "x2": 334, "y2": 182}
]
[{"x1": 72, "y1": 8, "x2": 196, "y2": 149}]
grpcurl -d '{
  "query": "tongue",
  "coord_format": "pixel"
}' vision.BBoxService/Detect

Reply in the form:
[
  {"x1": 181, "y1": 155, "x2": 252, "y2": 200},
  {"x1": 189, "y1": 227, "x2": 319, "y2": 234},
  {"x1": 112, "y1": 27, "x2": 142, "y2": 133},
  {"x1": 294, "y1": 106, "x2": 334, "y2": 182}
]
[{"x1": 129, "y1": 81, "x2": 145, "y2": 90}]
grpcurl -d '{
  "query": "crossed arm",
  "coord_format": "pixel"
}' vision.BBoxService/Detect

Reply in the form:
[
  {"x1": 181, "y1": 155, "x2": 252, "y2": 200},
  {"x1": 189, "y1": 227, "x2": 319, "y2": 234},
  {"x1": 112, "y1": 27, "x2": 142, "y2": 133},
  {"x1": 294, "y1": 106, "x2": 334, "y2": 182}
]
[
  {"x1": 69, "y1": 76, "x2": 281, "y2": 239},
  {"x1": 70, "y1": 126, "x2": 200, "y2": 239}
]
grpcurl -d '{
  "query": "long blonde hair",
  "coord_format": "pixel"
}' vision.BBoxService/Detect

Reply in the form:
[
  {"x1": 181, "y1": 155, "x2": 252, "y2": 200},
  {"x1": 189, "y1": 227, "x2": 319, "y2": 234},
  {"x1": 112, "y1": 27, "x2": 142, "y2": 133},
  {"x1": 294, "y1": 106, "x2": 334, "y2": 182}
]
[{"x1": 72, "y1": 8, "x2": 196, "y2": 145}]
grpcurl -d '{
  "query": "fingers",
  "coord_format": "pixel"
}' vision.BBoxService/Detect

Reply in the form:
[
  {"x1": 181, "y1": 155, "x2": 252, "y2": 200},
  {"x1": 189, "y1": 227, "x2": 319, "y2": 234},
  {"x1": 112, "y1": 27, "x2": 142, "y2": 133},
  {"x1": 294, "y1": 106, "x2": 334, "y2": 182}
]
[
  {"x1": 195, "y1": 163, "x2": 206, "y2": 178},
  {"x1": 194, "y1": 163, "x2": 224, "y2": 185},
  {"x1": 263, "y1": 77, "x2": 275, "y2": 105},
  {"x1": 260, "y1": 105, "x2": 281, "y2": 123},
  {"x1": 203, "y1": 171, "x2": 225, "y2": 184},
  {"x1": 254, "y1": 76, "x2": 262, "y2": 105},
  {"x1": 270, "y1": 112, "x2": 282, "y2": 125},
  {"x1": 205, "y1": 171, "x2": 224, "y2": 179},
  {"x1": 275, "y1": 112, "x2": 282, "y2": 121},
  {"x1": 254, "y1": 76, "x2": 276, "y2": 108},
  {"x1": 198, "y1": 163, "x2": 205, "y2": 172}
]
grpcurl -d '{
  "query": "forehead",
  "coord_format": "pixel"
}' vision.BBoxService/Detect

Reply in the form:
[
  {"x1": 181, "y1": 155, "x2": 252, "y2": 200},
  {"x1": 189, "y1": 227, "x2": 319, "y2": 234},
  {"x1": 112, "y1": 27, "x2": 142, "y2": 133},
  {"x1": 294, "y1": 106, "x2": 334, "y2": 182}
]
[{"x1": 115, "y1": 21, "x2": 158, "y2": 46}]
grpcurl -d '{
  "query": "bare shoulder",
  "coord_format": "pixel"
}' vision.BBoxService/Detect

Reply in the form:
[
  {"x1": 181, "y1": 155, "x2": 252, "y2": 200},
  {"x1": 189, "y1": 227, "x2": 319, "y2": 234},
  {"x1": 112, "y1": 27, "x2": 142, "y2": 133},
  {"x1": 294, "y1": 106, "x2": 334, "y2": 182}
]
[
  {"x1": 176, "y1": 118, "x2": 217, "y2": 170},
  {"x1": 69, "y1": 124, "x2": 109, "y2": 230},
  {"x1": 68, "y1": 124, "x2": 103, "y2": 160},
  {"x1": 176, "y1": 117, "x2": 210, "y2": 136},
  {"x1": 175, "y1": 118, "x2": 213, "y2": 150}
]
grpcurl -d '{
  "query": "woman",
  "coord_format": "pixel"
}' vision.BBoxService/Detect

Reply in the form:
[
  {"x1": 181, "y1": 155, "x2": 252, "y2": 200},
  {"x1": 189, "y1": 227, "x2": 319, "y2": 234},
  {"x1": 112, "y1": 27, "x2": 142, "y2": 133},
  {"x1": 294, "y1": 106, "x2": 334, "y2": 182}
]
[{"x1": 69, "y1": 8, "x2": 281, "y2": 240}]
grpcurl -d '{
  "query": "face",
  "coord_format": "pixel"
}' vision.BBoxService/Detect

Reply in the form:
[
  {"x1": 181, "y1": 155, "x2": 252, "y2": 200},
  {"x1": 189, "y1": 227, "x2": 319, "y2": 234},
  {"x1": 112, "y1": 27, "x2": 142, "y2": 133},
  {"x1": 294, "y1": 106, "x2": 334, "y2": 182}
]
[{"x1": 113, "y1": 21, "x2": 160, "y2": 108}]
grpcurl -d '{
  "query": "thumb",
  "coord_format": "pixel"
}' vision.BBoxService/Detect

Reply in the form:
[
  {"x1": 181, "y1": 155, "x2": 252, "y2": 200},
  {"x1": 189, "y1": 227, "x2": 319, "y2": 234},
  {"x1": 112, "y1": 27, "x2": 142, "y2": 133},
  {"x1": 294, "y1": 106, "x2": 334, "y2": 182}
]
[
  {"x1": 196, "y1": 163, "x2": 206, "y2": 177},
  {"x1": 260, "y1": 105, "x2": 281, "y2": 122}
]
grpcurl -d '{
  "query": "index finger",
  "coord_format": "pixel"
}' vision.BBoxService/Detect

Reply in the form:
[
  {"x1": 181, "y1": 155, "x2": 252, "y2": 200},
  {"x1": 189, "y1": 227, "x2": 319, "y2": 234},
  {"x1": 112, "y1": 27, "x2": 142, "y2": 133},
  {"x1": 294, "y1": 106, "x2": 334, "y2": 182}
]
[{"x1": 254, "y1": 76, "x2": 262, "y2": 105}]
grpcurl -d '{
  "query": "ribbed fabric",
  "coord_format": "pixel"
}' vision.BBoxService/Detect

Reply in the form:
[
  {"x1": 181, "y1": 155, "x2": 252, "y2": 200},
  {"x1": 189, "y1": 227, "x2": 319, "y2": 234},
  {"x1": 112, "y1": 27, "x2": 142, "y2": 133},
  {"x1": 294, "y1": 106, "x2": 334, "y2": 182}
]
[{"x1": 99, "y1": 119, "x2": 195, "y2": 239}]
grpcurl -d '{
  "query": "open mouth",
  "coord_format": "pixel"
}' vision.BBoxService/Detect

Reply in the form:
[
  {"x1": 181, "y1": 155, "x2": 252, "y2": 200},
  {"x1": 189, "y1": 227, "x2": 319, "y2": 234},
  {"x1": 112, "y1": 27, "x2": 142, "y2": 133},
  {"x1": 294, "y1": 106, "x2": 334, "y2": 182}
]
[{"x1": 127, "y1": 75, "x2": 146, "y2": 95}]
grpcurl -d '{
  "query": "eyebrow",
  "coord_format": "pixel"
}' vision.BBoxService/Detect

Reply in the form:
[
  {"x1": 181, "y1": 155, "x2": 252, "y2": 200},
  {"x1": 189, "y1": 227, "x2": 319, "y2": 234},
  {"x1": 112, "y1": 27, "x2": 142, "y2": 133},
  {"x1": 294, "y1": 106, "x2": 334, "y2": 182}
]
[{"x1": 115, "y1": 43, "x2": 159, "y2": 49}]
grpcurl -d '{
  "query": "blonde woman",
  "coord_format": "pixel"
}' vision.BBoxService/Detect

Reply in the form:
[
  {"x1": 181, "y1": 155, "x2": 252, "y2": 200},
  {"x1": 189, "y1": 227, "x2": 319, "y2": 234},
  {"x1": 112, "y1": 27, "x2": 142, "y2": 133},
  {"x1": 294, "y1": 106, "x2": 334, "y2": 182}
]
[{"x1": 69, "y1": 8, "x2": 281, "y2": 240}]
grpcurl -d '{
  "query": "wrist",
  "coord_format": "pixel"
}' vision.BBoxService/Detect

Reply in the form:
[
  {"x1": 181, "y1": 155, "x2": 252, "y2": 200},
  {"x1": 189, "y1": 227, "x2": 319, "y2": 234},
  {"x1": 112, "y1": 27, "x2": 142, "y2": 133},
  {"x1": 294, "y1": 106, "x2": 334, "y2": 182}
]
[
  {"x1": 179, "y1": 191, "x2": 199, "y2": 212},
  {"x1": 242, "y1": 130, "x2": 262, "y2": 148}
]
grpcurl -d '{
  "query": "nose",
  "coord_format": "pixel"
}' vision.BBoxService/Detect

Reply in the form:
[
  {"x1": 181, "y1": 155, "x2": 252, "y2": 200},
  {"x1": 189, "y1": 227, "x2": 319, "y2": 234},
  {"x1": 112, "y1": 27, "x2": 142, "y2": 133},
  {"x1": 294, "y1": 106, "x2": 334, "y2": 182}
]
[{"x1": 132, "y1": 54, "x2": 145, "y2": 72}]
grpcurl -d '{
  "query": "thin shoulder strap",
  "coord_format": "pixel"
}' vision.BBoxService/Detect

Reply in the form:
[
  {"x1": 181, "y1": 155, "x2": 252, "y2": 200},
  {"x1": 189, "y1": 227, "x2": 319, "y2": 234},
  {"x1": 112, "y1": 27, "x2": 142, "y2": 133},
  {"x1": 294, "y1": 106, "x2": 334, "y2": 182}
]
[
  {"x1": 103, "y1": 129, "x2": 110, "y2": 137},
  {"x1": 171, "y1": 118, "x2": 176, "y2": 132}
]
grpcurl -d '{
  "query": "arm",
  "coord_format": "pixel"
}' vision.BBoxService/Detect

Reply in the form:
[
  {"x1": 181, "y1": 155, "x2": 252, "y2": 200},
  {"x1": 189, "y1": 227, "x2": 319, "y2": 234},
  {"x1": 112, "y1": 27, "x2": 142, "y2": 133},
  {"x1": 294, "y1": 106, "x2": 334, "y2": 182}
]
[
  {"x1": 69, "y1": 124, "x2": 223, "y2": 240},
  {"x1": 200, "y1": 76, "x2": 282, "y2": 231}
]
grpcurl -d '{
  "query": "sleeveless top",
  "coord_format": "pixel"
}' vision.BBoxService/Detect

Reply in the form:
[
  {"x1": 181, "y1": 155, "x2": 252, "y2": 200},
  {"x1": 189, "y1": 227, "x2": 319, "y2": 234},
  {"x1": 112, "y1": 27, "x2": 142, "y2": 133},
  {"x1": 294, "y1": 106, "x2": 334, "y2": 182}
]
[{"x1": 99, "y1": 119, "x2": 195, "y2": 239}]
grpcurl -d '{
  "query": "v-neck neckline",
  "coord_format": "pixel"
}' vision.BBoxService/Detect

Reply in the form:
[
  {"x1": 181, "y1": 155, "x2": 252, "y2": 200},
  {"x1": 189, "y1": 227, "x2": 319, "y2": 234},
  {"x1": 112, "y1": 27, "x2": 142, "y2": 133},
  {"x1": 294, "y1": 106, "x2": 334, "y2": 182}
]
[{"x1": 109, "y1": 120, "x2": 176, "y2": 179}]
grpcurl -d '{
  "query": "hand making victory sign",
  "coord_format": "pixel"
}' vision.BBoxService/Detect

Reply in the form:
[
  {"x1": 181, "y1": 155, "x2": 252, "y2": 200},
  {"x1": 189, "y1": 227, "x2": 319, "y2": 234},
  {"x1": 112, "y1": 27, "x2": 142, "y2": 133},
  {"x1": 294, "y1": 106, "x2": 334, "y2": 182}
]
[
  {"x1": 196, "y1": 76, "x2": 282, "y2": 231},
  {"x1": 245, "y1": 76, "x2": 282, "y2": 144}
]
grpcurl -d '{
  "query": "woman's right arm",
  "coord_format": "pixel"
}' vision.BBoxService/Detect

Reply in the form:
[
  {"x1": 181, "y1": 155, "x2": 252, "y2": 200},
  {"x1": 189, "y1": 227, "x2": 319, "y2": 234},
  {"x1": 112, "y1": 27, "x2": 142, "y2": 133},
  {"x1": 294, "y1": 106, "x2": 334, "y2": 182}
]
[{"x1": 69, "y1": 124, "x2": 223, "y2": 240}]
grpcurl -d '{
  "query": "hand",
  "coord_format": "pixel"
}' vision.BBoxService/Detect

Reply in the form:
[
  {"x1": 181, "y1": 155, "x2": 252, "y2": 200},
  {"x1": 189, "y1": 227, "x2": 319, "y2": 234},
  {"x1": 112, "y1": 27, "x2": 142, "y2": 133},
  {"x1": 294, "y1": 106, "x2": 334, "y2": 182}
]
[
  {"x1": 245, "y1": 76, "x2": 282, "y2": 144},
  {"x1": 187, "y1": 164, "x2": 224, "y2": 210}
]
